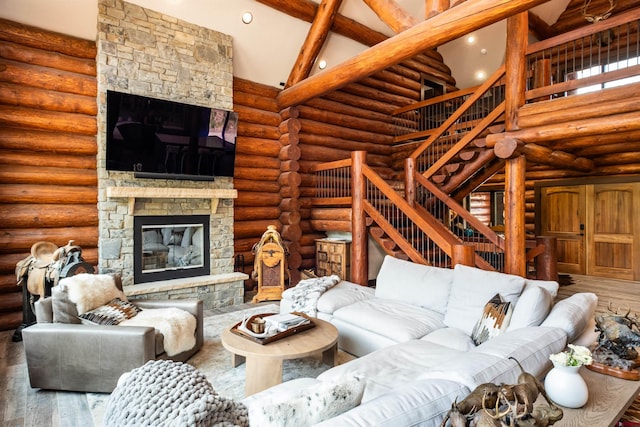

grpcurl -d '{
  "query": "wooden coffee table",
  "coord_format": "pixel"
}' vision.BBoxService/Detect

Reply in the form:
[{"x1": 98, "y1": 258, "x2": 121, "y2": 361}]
[
  {"x1": 548, "y1": 367, "x2": 640, "y2": 426},
  {"x1": 221, "y1": 317, "x2": 339, "y2": 396}
]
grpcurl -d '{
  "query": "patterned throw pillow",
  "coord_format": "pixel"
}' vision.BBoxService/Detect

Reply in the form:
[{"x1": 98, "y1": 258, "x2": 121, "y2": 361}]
[
  {"x1": 78, "y1": 298, "x2": 142, "y2": 325},
  {"x1": 471, "y1": 293, "x2": 513, "y2": 345}
]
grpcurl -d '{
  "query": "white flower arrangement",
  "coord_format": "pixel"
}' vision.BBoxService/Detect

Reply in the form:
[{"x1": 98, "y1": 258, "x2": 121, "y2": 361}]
[{"x1": 549, "y1": 344, "x2": 593, "y2": 367}]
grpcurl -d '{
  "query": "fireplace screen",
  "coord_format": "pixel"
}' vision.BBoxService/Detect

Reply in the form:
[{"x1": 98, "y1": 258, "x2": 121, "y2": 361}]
[{"x1": 134, "y1": 215, "x2": 210, "y2": 283}]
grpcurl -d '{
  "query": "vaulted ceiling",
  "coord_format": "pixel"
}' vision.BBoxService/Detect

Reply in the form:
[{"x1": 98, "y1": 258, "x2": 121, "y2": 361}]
[{"x1": 0, "y1": 0, "x2": 636, "y2": 91}]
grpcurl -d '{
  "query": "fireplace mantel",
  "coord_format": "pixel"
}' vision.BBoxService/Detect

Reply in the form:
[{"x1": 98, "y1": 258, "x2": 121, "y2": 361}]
[{"x1": 107, "y1": 186, "x2": 237, "y2": 214}]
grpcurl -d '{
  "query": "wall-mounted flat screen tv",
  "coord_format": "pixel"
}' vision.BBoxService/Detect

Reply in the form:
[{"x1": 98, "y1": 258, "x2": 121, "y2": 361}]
[{"x1": 106, "y1": 90, "x2": 237, "y2": 180}]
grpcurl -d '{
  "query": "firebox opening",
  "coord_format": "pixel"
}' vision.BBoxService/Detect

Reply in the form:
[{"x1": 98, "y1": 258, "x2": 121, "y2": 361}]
[{"x1": 134, "y1": 215, "x2": 210, "y2": 284}]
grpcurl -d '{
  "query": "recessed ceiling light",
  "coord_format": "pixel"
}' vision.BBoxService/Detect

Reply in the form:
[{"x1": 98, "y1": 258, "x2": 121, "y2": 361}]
[
  {"x1": 241, "y1": 12, "x2": 253, "y2": 24},
  {"x1": 466, "y1": 35, "x2": 476, "y2": 45},
  {"x1": 318, "y1": 59, "x2": 327, "y2": 70},
  {"x1": 475, "y1": 70, "x2": 486, "y2": 80}
]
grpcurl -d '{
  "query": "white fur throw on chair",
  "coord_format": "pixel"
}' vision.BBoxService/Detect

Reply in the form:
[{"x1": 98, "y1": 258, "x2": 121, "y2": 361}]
[
  {"x1": 120, "y1": 308, "x2": 196, "y2": 356},
  {"x1": 60, "y1": 274, "x2": 126, "y2": 314}
]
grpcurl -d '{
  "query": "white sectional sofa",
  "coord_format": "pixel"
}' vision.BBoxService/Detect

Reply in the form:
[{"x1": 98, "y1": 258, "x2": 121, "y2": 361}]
[{"x1": 246, "y1": 256, "x2": 598, "y2": 427}]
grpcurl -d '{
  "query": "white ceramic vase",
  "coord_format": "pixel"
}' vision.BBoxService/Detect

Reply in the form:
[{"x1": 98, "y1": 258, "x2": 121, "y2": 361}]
[{"x1": 544, "y1": 362, "x2": 589, "y2": 408}]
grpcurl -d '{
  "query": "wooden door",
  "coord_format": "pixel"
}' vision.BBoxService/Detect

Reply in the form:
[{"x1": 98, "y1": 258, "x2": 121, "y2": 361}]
[
  {"x1": 587, "y1": 183, "x2": 640, "y2": 280},
  {"x1": 540, "y1": 186, "x2": 586, "y2": 274}
]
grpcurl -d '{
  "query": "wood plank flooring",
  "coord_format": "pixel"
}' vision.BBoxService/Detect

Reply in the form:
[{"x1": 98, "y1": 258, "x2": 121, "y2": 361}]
[{"x1": 1, "y1": 276, "x2": 638, "y2": 426}]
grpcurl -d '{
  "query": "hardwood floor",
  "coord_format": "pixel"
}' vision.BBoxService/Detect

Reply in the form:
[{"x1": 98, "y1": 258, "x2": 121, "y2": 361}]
[
  {"x1": 1, "y1": 276, "x2": 638, "y2": 426},
  {"x1": 0, "y1": 301, "x2": 265, "y2": 427},
  {"x1": 556, "y1": 274, "x2": 640, "y2": 315}
]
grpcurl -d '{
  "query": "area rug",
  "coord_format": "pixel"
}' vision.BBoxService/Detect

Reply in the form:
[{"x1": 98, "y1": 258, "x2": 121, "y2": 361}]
[{"x1": 87, "y1": 304, "x2": 355, "y2": 425}]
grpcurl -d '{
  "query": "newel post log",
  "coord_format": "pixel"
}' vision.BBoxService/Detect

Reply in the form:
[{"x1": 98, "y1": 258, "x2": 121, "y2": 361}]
[
  {"x1": 535, "y1": 236, "x2": 558, "y2": 281},
  {"x1": 351, "y1": 151, "x2": 368, "y2": 286},
  {"x1": 452, "y1": 244, "x2": 475, "y2": 267}
]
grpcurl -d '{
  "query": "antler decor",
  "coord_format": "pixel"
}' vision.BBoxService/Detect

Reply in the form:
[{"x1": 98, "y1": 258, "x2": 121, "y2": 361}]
[
  {"x1": 582, "y1": 0, "x2": 617, "y2": 23},
  {"x1": 440, "y1": 358, "x2": 563, "y2": 427}
]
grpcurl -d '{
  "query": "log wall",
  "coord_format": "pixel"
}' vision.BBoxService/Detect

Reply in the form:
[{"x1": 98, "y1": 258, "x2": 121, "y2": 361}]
[
  {"x1": 233, "y1": 78, "x2": 283, "y2": 289},
  {"x1": 296, "y1": 62, "x2": 431, "y2": 271},
  {"x1": 0, "y1": 20, "x2": 98, "y2": 331}
]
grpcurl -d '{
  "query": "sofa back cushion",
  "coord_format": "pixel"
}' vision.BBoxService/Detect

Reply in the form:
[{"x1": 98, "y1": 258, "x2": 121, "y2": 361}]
[
  {"x1": 443, "y1": 264, "x2": 525, "y2": 335},
  {"x1": 375, "y1": 256, "x2": 453, "y2": 314}
]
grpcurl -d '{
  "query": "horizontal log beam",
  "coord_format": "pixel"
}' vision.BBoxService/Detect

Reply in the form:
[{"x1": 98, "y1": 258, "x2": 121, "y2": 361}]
[
  {"x1": 277, "y1": 0, "x2": 549, "y2": 107},
  {"x1": 486, "y1": 112, "x2": 640, "y2": 146}
]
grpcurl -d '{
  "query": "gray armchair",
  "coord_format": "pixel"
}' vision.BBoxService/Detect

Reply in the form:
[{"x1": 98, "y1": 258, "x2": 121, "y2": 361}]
[{"x1": 22, "y1": 275, "x2": 203, "y2": 393}]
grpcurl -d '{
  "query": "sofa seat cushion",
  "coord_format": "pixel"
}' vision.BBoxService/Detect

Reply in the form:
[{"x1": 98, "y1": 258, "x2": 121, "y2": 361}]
[
  {"x1": 332, "y1": 299, "x2": 445, "y2": 343},
  {"x1": 375, "y1": 255, "x2": 453, "y2": 314},
  {"x1": 444, "y1": 265, "x2": 525, "y2": 335},
  {"x1": 314, "y1": 379, "x2": 470, "y2": 427},
  {"x1": 421, "y1": 327, "x2": 476, "y2": 352},
  {"x1": 318, "y1": 340, "x2": 464, "y2": 402},
  {"x1": 473, "y1": 326, "x2": 567, "y2": 380}
]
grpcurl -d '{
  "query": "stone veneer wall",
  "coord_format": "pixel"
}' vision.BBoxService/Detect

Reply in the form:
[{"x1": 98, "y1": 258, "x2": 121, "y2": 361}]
[{"x1": 96, "y1": 0, "x2": 243, "y2": 306}]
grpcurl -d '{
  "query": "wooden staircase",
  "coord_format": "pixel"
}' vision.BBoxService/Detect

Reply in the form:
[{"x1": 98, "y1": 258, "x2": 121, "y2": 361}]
[{"x1": 311, "y1": 9, "x2": 640, "y2": 281}]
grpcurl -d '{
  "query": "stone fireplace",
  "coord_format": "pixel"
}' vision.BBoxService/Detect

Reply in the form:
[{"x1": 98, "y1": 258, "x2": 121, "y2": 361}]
[{"x1": 96, "y1": 0, "x2": 247, "y2": 308}]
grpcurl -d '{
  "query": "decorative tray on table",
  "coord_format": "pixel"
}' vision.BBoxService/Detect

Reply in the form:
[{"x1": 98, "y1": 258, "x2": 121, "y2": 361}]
[{"x1": 230, "y1": 312, "x2": 315, "y2": 345}]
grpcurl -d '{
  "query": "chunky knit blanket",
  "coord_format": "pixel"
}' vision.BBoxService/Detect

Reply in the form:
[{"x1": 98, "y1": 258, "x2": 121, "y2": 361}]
[
  {"x1": 289, "y1": 275, "x2": 340, "y2": 317},
  {"x1": 104, "y1": 360, "x2": 249, "y2": 427}
]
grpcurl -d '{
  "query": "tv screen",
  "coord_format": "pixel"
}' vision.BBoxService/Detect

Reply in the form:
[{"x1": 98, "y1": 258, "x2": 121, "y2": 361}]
[{"x1": 106, "y1": 90, "x2": 237, "y2": 180}]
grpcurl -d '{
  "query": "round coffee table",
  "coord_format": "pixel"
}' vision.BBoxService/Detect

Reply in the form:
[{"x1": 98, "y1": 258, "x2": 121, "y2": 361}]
[{"x1": 221, "y1": 317, "x2": 339, "y2": 396}]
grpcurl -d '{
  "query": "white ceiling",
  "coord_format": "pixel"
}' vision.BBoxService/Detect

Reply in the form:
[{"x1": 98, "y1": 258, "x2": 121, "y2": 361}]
[{"x1": 0, "y1": 0, "x2": 571, "y2": 90}]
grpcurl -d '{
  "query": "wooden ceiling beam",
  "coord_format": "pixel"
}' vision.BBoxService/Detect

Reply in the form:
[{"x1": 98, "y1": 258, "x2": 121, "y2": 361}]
[
  {"x1": 276, "y1": 0, "x2": 551, "y2": 108},
  {"x1": 527, "y1": 11, "x2": 557, "y2": 39},
  {"x1": 426, "y1": 0, "x2": 451, "y2": 18},
  {"x1": 362, "y1": 0, "x2": 419, "y2": 33},
  {"x1": 256, "y1": 0, "x2": 389, "y2": 47},
  {"x1": 285, "y1": 0, "x2": 343, "y2": 88}
]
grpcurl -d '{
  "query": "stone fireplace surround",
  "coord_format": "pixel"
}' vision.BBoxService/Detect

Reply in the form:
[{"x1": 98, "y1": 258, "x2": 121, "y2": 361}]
[{"x1": 96, "y1": 0, "x2": 247, "y2": 308}]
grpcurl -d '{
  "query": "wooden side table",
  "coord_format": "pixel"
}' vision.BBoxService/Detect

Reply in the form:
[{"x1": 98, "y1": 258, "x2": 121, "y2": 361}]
[
  {"x1": 315, "y1": 238, "x2": 351, "y2": 280},
  {"x1": 549, "y1": 367, "x2": 640, "y2": 426},
  {"x1": 221, "y1": 318, "x2": 339, "y2": 396}
]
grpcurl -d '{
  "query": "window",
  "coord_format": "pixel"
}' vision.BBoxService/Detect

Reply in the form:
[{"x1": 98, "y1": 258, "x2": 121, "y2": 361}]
[{"x1": 574, "y1": 57, "x2": 640, "y2": 94}]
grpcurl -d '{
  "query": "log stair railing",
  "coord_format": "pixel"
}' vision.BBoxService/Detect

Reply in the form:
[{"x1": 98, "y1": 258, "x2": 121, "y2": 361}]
[{"x1": 312, "y1": 9, "x2": 640, "y2": 280}]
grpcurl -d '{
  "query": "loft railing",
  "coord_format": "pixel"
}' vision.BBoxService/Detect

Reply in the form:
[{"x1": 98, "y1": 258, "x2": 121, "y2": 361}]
[
  {"x1": 525, "y1": 8, "x2": 640, "y2": 101},
  {"x1": 393, "y1": 66, "x2": 506, "y2": 176}
]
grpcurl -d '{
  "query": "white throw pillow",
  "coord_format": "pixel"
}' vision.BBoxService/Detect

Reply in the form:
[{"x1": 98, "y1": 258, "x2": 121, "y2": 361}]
[
  {"x1": 541, "y1": 292, "x2": 597, "y2": 342},
  {"x1": 508, "y1": 285, "x2": 554, "y2": 330},
  {"x1": 443, "y1": 264, "x2": 525, "y2": 335},
  {"x1": 525, "y1": 278, "x2": 560, "y2": 298},
  {"x1": 375, "y1": 255, "x2": 453, "y2": 314},
  {"x1": 247, "y1": 377, "x2": 364, "y2": 427}
]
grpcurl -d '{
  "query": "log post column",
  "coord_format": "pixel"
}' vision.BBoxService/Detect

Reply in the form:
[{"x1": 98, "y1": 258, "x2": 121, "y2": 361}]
[
  {"x1": 535, "y1": 236, "x2": 558, "y2": 281},
  {"x1": 278, "y1": 107, "x2": 302, "y2": 285},
  {"x1": 351, "y1": 151, "x2": 368, "y2": 286},
  {"x1": 504, "y1": 13, "x2": 528, "y2": 277}
]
